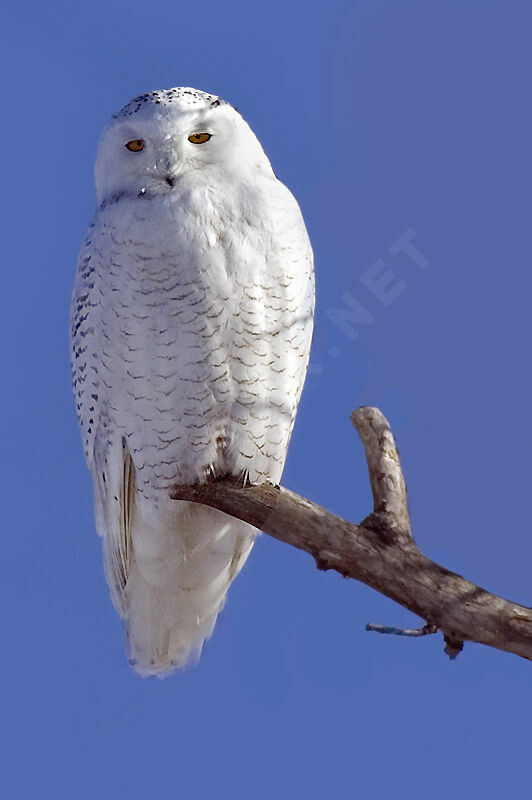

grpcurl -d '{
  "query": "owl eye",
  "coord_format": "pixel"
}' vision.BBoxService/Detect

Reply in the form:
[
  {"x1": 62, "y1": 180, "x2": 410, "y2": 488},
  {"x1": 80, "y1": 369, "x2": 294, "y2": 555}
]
[
  {"x1": 125, "y1": 140, "x2": 145, "y2": 152},
  {"x1": 188, "y1": 133, "x2": 212, "y2": 144}
]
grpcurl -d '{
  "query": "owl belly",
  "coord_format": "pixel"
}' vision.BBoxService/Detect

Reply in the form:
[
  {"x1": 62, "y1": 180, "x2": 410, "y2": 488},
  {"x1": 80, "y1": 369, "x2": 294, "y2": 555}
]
[
  {"x1": 96, "y1": 203, "x2": 307, "y2": 502},
  {"x1": 104, "y1": 268, "x2": 233, "y2": 499}
]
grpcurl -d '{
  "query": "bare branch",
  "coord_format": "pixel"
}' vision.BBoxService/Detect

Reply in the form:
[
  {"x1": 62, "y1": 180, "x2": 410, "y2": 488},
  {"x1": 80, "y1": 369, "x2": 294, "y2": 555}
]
[{"x1": 171, "y1": 406, "x2": 532, "y2": 662}]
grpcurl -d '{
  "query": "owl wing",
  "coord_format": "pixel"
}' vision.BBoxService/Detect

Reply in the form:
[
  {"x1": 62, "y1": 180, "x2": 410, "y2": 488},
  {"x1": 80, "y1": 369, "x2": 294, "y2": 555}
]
[
  {"x1": 227, "y1": 175, "x2": 314, "y2": 485},
  {"x1": 71, "y1": 217, "x2": 101, "y2": 471},
  {"x1": 71, "y1": 216, "x2": 133, "y2": 612},
  {"x1": 271, "y1": 176, "x2": 315, "y2": 409}
]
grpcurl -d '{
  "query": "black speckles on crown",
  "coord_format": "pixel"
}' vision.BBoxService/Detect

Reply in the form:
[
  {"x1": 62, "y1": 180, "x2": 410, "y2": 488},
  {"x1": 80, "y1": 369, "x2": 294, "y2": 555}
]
[{"x1": 113, "y1": 87, "x2": 225, "y2": 118}]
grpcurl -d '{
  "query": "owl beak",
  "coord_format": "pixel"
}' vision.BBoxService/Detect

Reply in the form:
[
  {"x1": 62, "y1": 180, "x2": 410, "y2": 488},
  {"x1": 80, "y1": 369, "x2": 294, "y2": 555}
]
[{"x1": 165, "y1": 176, "x2": 175, "y2": 188}]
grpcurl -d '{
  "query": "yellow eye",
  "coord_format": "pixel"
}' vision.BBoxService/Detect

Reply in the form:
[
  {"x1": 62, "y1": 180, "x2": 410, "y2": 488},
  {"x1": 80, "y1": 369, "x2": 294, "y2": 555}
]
[
  {"x1": 125, "y1": 139, "x2": 145, "y2": 152},
  {"x1": 188, "y1": 133, "x2": 212, "y2": 144}
]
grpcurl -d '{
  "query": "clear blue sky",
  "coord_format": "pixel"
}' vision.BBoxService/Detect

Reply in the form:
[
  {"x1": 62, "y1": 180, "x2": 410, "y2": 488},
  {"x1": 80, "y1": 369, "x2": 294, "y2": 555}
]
[{"x1": 3, "y1": 0, "x2": 532, "y2": 797}]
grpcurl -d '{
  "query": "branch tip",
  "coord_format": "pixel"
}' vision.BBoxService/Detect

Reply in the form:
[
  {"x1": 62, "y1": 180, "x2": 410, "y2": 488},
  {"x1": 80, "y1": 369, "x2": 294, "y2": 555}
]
[
  {"x1": 351, "y1": 406, "x2": 412, "y2": 537},
  {"x1": 366, "y1": 622, "x2": 438, "y2": 638}
]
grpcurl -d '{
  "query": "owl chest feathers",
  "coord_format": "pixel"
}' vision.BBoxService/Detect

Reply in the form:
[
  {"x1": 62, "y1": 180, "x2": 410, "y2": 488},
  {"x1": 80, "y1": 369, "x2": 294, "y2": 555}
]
[{"x1": 85, "y1": 181, "x2": 312, "y2": 494}]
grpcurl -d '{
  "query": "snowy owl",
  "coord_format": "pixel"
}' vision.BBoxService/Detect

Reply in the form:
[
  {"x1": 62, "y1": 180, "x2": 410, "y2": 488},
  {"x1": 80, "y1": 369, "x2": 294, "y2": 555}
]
[{"x1": 70, "y1": 87, "x2": 314, "y2": 676}]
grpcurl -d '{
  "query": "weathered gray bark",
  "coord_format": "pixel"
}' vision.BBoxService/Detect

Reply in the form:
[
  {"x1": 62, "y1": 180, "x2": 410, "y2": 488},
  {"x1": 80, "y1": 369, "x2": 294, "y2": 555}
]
[{"x1": 171, "y1": 406, "x2": 532, "y2": 661}]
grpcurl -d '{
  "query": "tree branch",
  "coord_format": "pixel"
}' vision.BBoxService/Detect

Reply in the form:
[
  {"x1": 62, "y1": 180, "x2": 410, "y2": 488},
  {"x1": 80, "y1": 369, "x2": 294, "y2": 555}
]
[{"x1": 170, "y1": 406, "x2": 532, "y2": 662}]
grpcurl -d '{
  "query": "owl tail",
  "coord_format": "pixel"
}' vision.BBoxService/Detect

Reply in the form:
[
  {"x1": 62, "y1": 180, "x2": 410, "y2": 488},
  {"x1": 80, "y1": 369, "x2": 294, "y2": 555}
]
[{"x1": 100, "y1": 452, "x2": 255, "y2": 677}]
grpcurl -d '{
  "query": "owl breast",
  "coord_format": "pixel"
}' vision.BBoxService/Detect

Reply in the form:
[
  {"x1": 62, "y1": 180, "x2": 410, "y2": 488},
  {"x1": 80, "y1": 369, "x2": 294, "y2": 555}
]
[{"x1": 76, "y1": 178, "x2": 313, "y2": 505}]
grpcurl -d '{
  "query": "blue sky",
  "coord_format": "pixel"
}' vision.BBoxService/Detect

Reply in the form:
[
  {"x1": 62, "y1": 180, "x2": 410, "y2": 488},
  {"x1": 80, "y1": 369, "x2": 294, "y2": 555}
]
[{"x1": 3, "y1": 0, "x2": 532, "y2": 796}]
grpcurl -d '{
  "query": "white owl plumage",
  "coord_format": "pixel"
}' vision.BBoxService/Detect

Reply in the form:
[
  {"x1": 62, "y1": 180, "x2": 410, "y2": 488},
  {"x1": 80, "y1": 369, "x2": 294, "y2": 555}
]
[{"x1": 71, "y1": 87, "x2": 314, "y2": 676}]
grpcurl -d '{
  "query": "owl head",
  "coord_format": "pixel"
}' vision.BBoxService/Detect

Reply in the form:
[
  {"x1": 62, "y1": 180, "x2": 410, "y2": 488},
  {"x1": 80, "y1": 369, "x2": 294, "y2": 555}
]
[{"x1": 94, "y1": 87, "x2": 274, "y2": 206}]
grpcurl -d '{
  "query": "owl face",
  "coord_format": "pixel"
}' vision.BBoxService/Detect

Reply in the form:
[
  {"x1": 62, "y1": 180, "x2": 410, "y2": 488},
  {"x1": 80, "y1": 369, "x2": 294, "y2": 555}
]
[{"x1": 95, "y1": 88, "x2": 273, "y2": 206}]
